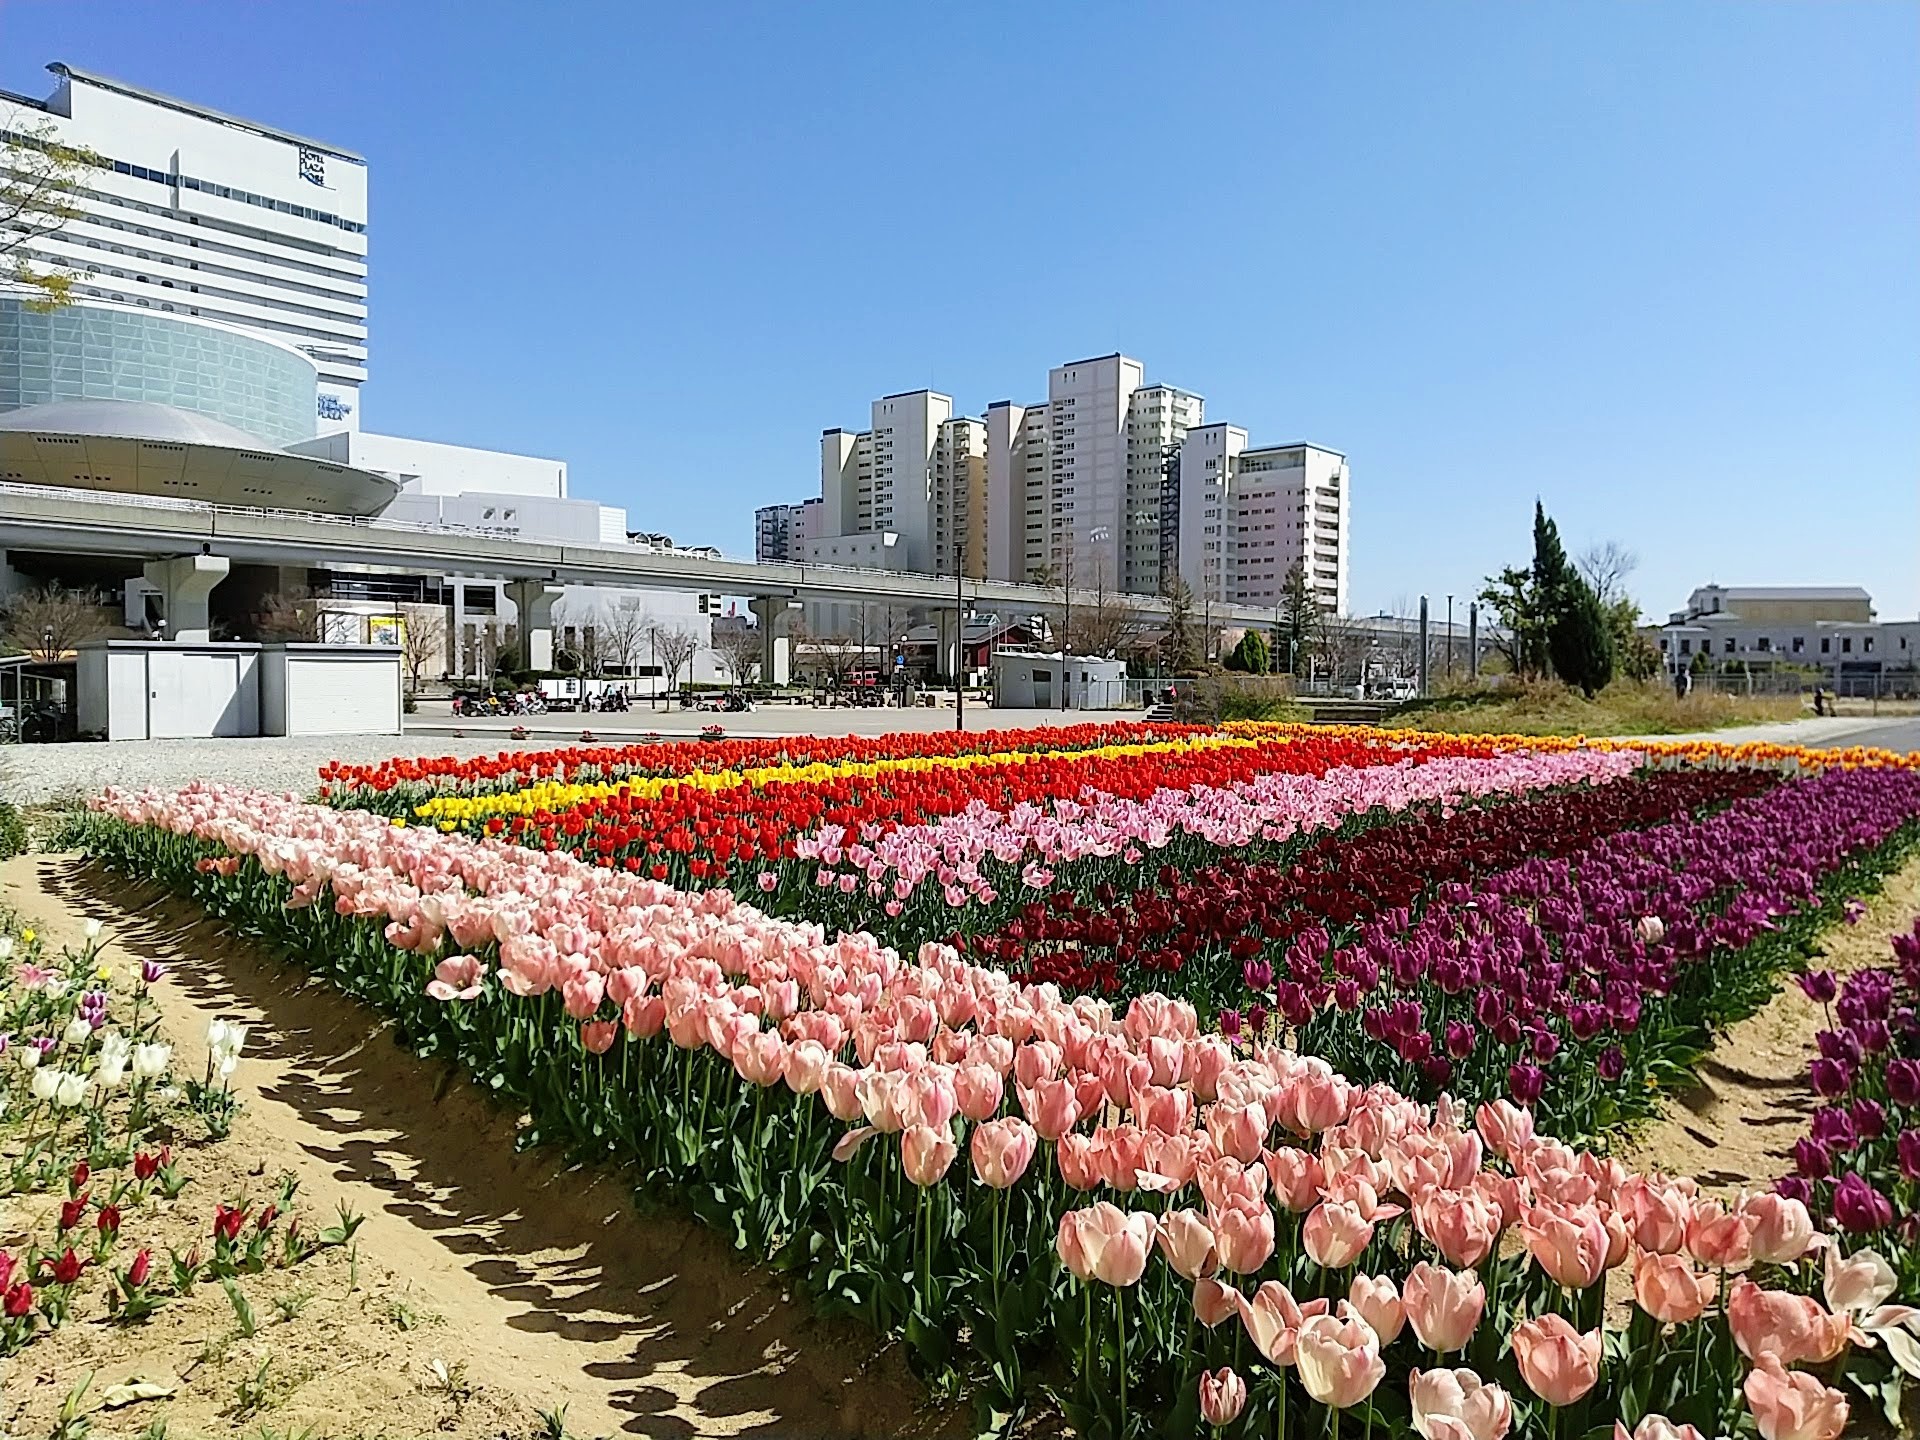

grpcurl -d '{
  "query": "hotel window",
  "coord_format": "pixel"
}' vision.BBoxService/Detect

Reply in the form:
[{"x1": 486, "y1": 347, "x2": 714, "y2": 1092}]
[
  {"x1": 1792, "y1": 637, "x2": 1804, "y2": 654},
  {"x1": 1842, "y1": 638, "x2": 1852, "y2": 654},
  {"x1": 1821, "y1": 638, "x2": 1831, "y2": 653}
]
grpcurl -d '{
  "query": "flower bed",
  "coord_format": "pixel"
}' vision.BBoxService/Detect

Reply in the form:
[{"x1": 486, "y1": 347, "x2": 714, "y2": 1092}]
[
  {"x1": 1784, "y1": 915, "x2": 1920, "y2": 1298},
  {"x1": 71, "y1": 779, "x2": 1920, "y2": 1438},
  {"x1": 320, "y1": 721, "x2": 1210, "y2": 814}
]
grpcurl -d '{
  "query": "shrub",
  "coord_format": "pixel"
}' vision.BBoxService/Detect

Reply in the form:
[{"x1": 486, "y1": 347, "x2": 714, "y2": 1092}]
[{"x1": 0, "y1": 801, "x2": 27, "y2": 861}]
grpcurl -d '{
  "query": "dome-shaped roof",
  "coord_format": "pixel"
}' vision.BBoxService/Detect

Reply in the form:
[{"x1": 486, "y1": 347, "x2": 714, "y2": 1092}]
[{"x1": 0, "y1": 398, "x2": 277, "y2": 450}]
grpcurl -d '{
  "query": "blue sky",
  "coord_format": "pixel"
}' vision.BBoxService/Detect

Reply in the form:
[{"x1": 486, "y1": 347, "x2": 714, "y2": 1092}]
[{"x1": 4, "y1": 2, "x2": 1915, "y2": 618}]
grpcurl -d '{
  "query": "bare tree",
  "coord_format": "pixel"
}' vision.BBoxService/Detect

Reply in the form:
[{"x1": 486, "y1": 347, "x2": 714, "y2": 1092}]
[
  {"x1": 599, "y1": 596, "x2": 651, "y2": 678},
  {"x1": 1074, "y1": 591, "x2": 1149, "y2": 659},
  {"x1": 812, "y1": 633, "x2": 863, "y2": 691},
  {"x1": 400, "y1": 607, "x2": 449, "y2": 694},
  {"x1": 1, "y1": 583, "x2": 117, "y2": 660},
  {"x1": 1578, "y1": 542, "x2": 1638, "y2": 606},
  {"x1": 1, "y1": 113, "x2": 103, "y2": 309},
  {"x1": 252, "y1": 588, "x2": 320, "y2": 642},
  {"x1": 650, "y1": 624, "x2": 700, "y2": 696},
  {"x1": 711, "y1": 623, "x2": 762, "y2": 687},
  {"x1": 1315, "y1": 611, "x2": 1374, "y2": 691}
]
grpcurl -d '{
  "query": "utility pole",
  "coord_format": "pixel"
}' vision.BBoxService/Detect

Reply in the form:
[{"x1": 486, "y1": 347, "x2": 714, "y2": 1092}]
[
  {"x1": 1445, "y1": 594, "x2": 1454, "y2": 680},
  {"x1": 1059, "y1": 542, "x2": 1072, "y2": 712},
  {"x1": 1468, "y1": 601, "x2": 1480, "y2": 682},
  {"x1": 1418, "y1": 595, "x2": 1431, "y2": 697},
  {"x1": 954, "y1": 540, "x2": 965, "y2": 732}
]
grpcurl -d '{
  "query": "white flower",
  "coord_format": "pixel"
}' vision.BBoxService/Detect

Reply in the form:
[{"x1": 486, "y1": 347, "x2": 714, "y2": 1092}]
[
  {"x1": 84, "y1": 919, "x2": 103, "y2": 941},
  {"x1": 132, "y1": 1042, "x2": 172, "y2": 1080},
  {"x1": 1826, "y1": 1246, "x2": 1920, "y2": 1377},
  {"x1": 43, "y1": 974, "x2": 69, "y2": 999},
  {"x1": 54, "y1": 1070, "x2": 87, "y2": 1107},
  {"x1": 17, "y1": 1045, "x2": 41, "y2": 1072},
  {"x1": 206, "y1": 1019, "x2": 249, "y2": 1066},
  {"x1": 156, "y1": 1084, "x2": 182, "y2": 1103},
  {"x1": 29, "y1": 1066, "x2": 58, "y2": 1100},
  {"x1": 0, "y1": 936, "x2": 13, "y2": 960},
  {"x1": 62, "y1": 1018, "x2": 92, "y2": 1048},
  {"x1": 1635, "y1": 915, "x2": 1666, "y2": 946},
  {"x1": 93, "y1": 1032, "x2": 132, "y2": 1089}
]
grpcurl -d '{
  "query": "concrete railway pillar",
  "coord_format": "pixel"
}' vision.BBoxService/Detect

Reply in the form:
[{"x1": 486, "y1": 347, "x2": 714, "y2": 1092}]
[
  {"x1": 747, "y1": 595, "x2": 798, "y2": 685},
  {"x1": 504, "y1": 579, "x2": 565, "y2": 673},
  {"x1": 142, "y1": 554, "x2": 230, "y2": 642}
]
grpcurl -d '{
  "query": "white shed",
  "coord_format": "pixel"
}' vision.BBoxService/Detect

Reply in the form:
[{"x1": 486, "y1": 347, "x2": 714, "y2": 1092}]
[{"x1": 990, "y1": 649, "x2": 1129, "y2": 710}]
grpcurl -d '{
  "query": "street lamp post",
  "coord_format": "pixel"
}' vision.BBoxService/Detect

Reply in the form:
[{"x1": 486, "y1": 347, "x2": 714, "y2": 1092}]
[
  {"x1": 954, "y1": 540, "x2": 965, "y2": 732},
  {"x1": 1445, "y1": 594, "x2": 1454, "y2": 681},
  {"x1": 41, "y1": 626, "x2": 54, "y2": 664}
]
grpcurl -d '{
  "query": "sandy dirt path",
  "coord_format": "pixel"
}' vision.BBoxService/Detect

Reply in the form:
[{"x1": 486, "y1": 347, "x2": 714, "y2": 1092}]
[{"x1": 2, "y1": 852, "x2": 961, "y2": 1439}]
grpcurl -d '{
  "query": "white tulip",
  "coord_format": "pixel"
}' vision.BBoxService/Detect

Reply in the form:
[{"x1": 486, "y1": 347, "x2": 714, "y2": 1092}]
[
  {"x1": 17, "y1": 1045, "x2": 40, "y2": 1072},
  {"x1": 132, "y1": 1042, "x2": 172, "y2": 1079},
  {"x1": 84, "y1": 919, "x2": 104, "y2": 941},
  {"x1": 63, "y1": 1018, "x2": 93, "y2": 1048},
  {"x1": 42, "y1": 975, "x2": 69, "y2": 999},
  {"x1": 0, "y1": 936, "x2": 13, "y2": 960},
  {"x1": 94, "y1": 1055, "x2": 128, "y2": 1090},
  {"x1": 55, "y1": 1071, "x2": 88, "y2": 1107},
  {"x1": 30, "y1": 1066, "x2": 58, "y2": 1100}
]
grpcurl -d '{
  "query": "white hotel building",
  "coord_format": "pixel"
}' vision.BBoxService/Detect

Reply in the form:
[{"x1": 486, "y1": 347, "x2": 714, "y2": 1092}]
[
  {"x1": 1, "y1": 61, "x2": 720, "y2": 683},
  {"x1": 3, "y1": 62, "x2": 369, "y2": 430}
]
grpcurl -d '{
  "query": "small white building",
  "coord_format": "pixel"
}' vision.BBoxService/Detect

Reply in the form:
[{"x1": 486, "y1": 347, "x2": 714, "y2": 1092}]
[{"x1": 990, "y1": 648, "x2": 1129, "y2": 710}]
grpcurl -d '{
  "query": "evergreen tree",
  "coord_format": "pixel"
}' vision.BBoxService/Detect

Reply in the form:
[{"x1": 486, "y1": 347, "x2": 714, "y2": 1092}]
[
  {"x1": 1529, "y1": 501, "x2": 1571, "y2": 679},
  {"x1": 1276, "y1": 562, "x2": 1321, "y2": 676},
  {"x1": 1160, "y1": 576, "x2": 1200, "y2": 672},
  {"x1": 1549, "y1": 575, "x2": 1615, "y2": 696},
  {"x1": 1227, "y1": 629, "x2": 1269, "y2": 674}
]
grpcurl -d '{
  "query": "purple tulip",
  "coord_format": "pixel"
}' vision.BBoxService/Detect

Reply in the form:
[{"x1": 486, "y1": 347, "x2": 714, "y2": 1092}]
[
  {"x1": 1850, "y1": 1098, "x2": 1888, "y2": 1143},
  {"x1": 1887, "y1": 1058, "x2": 1920, "y2": 1109},
  {"x1": 1597, "y1": 1046, "x2": 1625, "y2": 1082},
  {"x1": 1792, "y1": 1137, "x2": 1833, "y2": 1179},
  {"x1": 1444, "y1": 1021, "x2": 1475, "y2": 1059},
  {"x1": 1811, "y1": 1107, "x2": 1857, "y2": 1149},
  {"x1": 1420, "y1": 1055, "x2": 1455, "y2": 1090},
  {"x1": 1855, "y1": 1019, "x2": 1892, "y2": 1055},
  {"x1": 1816, "y1": 1029, "x2": 1862, "y2": 1065},
  {"x1": 1831, "y1": 1172, "x2": 1895, "y2": 1233},
  {"x1": 1899, "y1": 1130, "x2": 1920, "y2": 1183},
  {"x1": 1810, "y1": 1058, "x2": 1854, "y2": 1099},
  {"x1": 140, "y1": 959, "x2": 169, "y2": 984},
  {"x1": 1775, "y1": 1176, "x2": 1814, "y2": 1205},
  {"x1": 1799, "y1": 971, "x2": 1838, "y2": 1004},
  {"x1": 1247, "y1": 1002, "x2": 1270, "y2": 1036},
  {"x1": 1507, "y1": 1062, "x2": 1545, "y2": 1106},
  {"x1": 1530, "y1": 1028, "x2": 1561, "y2": 1064},
  {"x1": 1219, "y1": 1009, "x2": 1243, "y2": 1040},
  {"x1": 1243, "y1": 958, "x2": 1274, "y2": 992}
]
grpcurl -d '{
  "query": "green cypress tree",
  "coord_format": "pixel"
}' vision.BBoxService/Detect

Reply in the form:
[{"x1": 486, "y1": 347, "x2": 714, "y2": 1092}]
[
  {"x1": 1549, "y1": 575, "x2": 1616, "y2": 696},
  {"x1": 1529, "y1": 501, "x2": 1570, "y2": 679}
]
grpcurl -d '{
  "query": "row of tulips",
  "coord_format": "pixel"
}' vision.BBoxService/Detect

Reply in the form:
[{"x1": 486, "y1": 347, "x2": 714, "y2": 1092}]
[
  {"x1": 320, "y1": 721, "x2": 1212, "y2": 812},
  {"x1": 74, "y1": 781, "x2": 1917, "y2": 1437},
  {"x1": 403, "y1": 729, "x2": 1509, "y2": 893},
  {"x1": 788, "y1": 748, "x2": 1651, "y2": 942},
  {"x1": 1783, "y1": 913, "x2": 1920, "y2": 1302},
  {"x1": 1220, "y1": 721, "x2": 1920, "y2": 775}
]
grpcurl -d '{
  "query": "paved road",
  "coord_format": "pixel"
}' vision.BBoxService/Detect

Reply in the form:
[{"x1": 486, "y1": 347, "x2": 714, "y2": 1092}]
[{"x1": 1808, "y1": 716, "x2": 1920, "y2": 753}]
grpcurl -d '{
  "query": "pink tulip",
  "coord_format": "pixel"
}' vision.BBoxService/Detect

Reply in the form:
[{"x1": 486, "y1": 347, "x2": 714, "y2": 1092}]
[
  {"x1": 1402, "y1": 1261, "x2": 1485, "y2": 1354},
  {"x1": 1274, "y1": 1068, "x2": 1352, "y2": 1136},
  {"x1": 1633, "y1": 1251, "x2": 1717, "y2": 1325},
  {"x1": 733, "y1": 1031, "x2": 786, "y2": 1086},
  {"x1": 1742, "y1": 1192, "x2": 1819, "y2": 1265},
  {"x1": 1684, "y1": 1198, "x2": 1756, "y2": 1270},
  {"x1": 1013, "y1": 1039, "x2": 1063, "y2": 1089},
  {"x1": 605, "y1": 964, "x2": 649, "y2": 1006},
  {"x1": 561, "y1": 971, "x2": 605, "y2": 1019},
  {"x1": 1156, "y1": 1208, "x2": 1219, "y2": 1280},
  {"x1": 621, "y1": 993, "x2": 665, "y2": 1038},
  {"x1": 1019, "y1": 1078, "x2": 1081, "y2": 1142},
  {"x1": 1210, "y1": 1103, "x2": 1269, "y2": 1163},
  {"x1": 1727, "y1": 1280, "x2": 1851, "y2": 1365},
  {"x1": 1058, "y1": 1132, "x2": 1103, "y2": 1191},
  {"x1": 1238, "y1": 1280, "x2": 1328, "y2": 1366},
  {"x1": 1194, "y1": 1276, "x2": 1241, "y2": 1328},
  {"x1": 1822, "y1": 1243, "x2": 1897, "y2": 1316},
  {"x1": 1617, "y1": 1173, "x2": 1690, "y2": 1255},
  {"x1": 1614, "y1": 1417, "x2": 1705, "y2": 1440},
  {"x1": 1510, "y1": 1313, "x2": 1601, "y2": 1407},
  {"x1": 1415, "y1": 1187, "x2": 1500, "y2": 1268},
  {"x1": 1410, "y1": 1367, "x2": 1513, "y2": 1440},
  {"x1": 954, "y1": 1062, "x2": 1004, "y2": 1122},
  {"x1": 1295, "y1": 1311, "x2": 1387, "y2": 1409},
  {"x1": 970, "y1": 1117, "x2": 1036, "y2": 1190},
  {"x1": 782, "y1": 1039, "x2": 829, "y2": 1096},
  {"x1": 578, "y1": 1020, "x2": 618, "y2": 1055},
  {"x1": 1474, "y1": 1099, "x2": 1536, "y2": 1162},
  {"x1": 1198, "y1": 1367, "x2": 1247, "y2": 1428},
  {"x1": 1263, "y1": 1145, "x2": 1325, "y2": 1212},
  {"x1": 1304, "y1": 1199, "x2": 1375, "y2": 1269},
  {"x1": 819, "y1": 1062, "x2": 864, "y2": 1121},
  {"x1": 900, "y1": 1124, "x2": 958, "y2": 1187},
  {"x1": 1211, "y1": 1198, "x2": 1276, "y2": 1274},
  {"x1": 1518, "y1": 1202, "x2": 1610, "y2": 1289},
  {"x1": 1348, "y1": 1274, "x2": 1405, "y2": 1345},
  {"x1": 1058, "y1": 1203, "x2": 1156, "y2": 1287},
  {"x1": 1743, "y1": 1354, "x2": 1848, "y2": 1440},
  {"x1": 425, "y1": 955, "x2": 485, "y2": 1002}
]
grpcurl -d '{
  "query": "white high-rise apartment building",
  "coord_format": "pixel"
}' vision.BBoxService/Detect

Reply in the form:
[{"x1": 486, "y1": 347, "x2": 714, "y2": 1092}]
[
  {"x1": 985, "y1": 355, "x2": 1202, "y2": 592},
  {"x1": 819, "y1": 390, "x2": 983, "y2": 577},
  {"x1": 3, "y1": 62, "x2": 369, "y2": 432},
  {"x1": 754, "y1": 497, "x2": 825, "y2": 563},
  {"x1": 1177, "y1": 424, "x2": 1350, "y2": 615}
]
